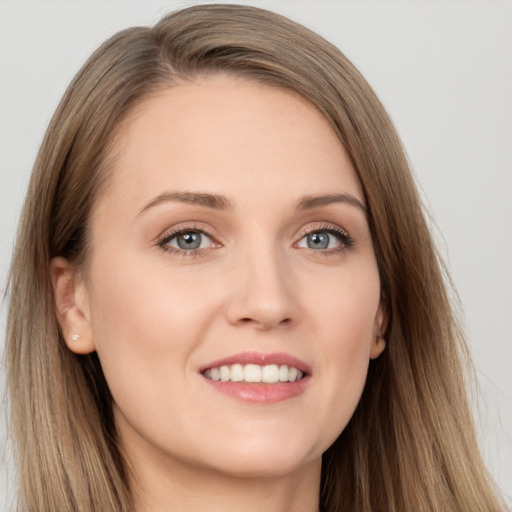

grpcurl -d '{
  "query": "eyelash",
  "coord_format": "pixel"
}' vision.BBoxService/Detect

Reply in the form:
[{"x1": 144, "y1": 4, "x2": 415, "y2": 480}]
[
  {"x1": 156, "y1": 223, "x2": 354, "y2": 257},
  {"x1": 297, "y1": 224, "x2": 354, "y2": 255},
  {"x1": 157, "y1": 224, "x2": 217, "y2": 258}
]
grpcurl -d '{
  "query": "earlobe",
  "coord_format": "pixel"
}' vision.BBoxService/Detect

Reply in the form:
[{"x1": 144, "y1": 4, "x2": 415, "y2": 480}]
[
  {"x1": 370, "y1": 301, "x2": 388, "y2": 360},
  {"x1": 370, "y1": 335, "x2": 386, "y2": 360},
  {"x1": 51, "y1": 257, "x2": 96, "y2": 354}
]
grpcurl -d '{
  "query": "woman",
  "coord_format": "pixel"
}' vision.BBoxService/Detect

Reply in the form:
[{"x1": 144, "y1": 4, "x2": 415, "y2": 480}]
[{"x1": 4, "y1": 4, "x2": 506, "y2": 511}]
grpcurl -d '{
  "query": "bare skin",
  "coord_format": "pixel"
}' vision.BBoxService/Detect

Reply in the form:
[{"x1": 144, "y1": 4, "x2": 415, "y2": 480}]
[{"x1": 52, "y1": 75, "x2": 385, "y2": 511}]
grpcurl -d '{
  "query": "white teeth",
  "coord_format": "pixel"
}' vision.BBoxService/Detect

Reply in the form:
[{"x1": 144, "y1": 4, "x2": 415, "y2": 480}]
[
  {"x1": 262, "y1": 364, "x2": 279, "y2": 383},
  {"x1": 220, "y1": 365, "x2": 230, "y2": 382},
  {"x1": 278, "y1": 364, "x2": 289, "y2": 382},
  {"x1": 230, "y1": 363, "x2": 244, "y2": 382},
  {"x1": 244, "y1": 364, "x2": 262, "y2": 383},
  {"x1": 203, "y1": 363, "x2": 305, "y2": 383}
]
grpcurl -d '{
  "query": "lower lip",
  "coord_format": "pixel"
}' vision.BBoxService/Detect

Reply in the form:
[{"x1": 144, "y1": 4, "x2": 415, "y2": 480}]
[{"x1": 202, "y1": 376, "x2": 310, "y2": 404}]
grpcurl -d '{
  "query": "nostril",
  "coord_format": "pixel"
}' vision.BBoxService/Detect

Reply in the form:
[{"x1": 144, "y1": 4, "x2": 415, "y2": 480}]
[{"x1": 237, "y1": 316, "x2": 292, "y2": 328}]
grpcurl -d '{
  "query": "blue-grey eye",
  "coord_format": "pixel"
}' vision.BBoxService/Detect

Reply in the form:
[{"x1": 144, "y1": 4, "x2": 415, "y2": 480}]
[
  {"x1": 297, "y1": 230, "x2": 342, "y2": 250},
  {"x1": 167, "y1": 231, "x2": 212, "y2": 251}
]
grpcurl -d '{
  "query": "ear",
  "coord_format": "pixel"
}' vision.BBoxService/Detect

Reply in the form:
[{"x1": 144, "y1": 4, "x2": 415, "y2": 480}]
[
  {"x1": 51, "y1": 257, "x2": 96, "y2": 354},
  {"x1": 370, "y1": 301, "x2": 388, "y2": 360}
]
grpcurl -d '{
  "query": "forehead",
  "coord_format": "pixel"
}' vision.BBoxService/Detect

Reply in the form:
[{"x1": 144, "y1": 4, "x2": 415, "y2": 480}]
[{"x1": 99, "y1": 75, "x2": 363, "y2": 215}]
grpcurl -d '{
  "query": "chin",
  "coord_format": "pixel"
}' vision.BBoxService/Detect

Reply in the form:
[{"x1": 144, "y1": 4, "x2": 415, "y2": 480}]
[
  {"x1": 191, "y1": 430, "x2": 326, "y2": 479},
  {"x1": 206, "y1": 450, "x2": 317, "y2": 479}
]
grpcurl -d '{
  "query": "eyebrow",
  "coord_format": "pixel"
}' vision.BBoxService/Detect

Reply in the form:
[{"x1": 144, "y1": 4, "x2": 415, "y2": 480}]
[
  {"x1": 295, "y1": 193, "x2": 367, "y2": 214},
  {"x1": 137, "y1": 191, "x2": 366, "y2": 216},
  {"x1": 138, "y1": 192, "x2": 233, "y2": 216}
]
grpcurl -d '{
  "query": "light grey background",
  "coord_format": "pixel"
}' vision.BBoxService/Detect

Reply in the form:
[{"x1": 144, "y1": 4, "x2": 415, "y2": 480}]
[{"x1": 1, "y1": 0, "x2": 511, "y2": 508}]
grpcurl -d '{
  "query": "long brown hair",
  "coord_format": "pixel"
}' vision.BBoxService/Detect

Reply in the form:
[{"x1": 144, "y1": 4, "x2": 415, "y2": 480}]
[{"x1": 5, "y1": 4, "x2": 505, "y2": 511}]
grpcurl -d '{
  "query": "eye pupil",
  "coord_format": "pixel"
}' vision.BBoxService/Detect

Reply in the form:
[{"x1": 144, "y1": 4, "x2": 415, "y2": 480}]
[
  {"x1": 177, "y1": 232, "x2": 202, "y2": 250},
  {"x1": 307, "y1": 232, "x2": 329, "y2": 249}
]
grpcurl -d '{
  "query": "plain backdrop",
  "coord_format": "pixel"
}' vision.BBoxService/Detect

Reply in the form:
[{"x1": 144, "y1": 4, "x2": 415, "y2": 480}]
[{"x1": 1, "y1": 0, "x2": 511, "y2": 508}]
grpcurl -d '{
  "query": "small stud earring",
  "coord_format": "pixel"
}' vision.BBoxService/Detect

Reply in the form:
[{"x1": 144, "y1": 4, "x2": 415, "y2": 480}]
[{"x1": 71, "y1": 334, "x2": 81, "y2": 341}]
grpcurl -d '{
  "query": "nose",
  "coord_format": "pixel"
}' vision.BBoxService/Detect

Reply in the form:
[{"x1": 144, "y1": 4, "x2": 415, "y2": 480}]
[{"x1": 224, "y1": 246, "x2": 299, "y2": 330}]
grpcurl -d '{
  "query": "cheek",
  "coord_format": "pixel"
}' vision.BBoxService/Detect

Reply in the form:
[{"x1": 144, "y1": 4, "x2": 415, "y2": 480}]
[
  {"x1": 89, "y1": 253, "x2": 216, "y2": 343},
  {"x1": 305, "y1": 265, "x2": 380, "y2": 441},
  {"x1": 308, "y1": 261, "x2": 381, "y2": 352},
  {"x1": 85, "y1": 254, "x2": 221, "y2": 404}
]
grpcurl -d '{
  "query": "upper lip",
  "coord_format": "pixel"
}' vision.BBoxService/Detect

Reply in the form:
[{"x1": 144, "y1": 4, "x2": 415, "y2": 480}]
[{"x1": 200, "y1": 351, "x2": 312, "y2": 375}]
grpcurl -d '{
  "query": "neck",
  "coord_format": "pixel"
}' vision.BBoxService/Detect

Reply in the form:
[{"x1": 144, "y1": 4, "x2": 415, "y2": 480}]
[{"x1": 127, "y1": 448, "x2": 321, "y2": 512}]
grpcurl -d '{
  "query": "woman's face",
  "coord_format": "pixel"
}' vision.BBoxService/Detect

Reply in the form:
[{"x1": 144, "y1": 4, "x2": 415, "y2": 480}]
[{"x1": 63, "y1": 75, "x2": 385, "y2": 480}]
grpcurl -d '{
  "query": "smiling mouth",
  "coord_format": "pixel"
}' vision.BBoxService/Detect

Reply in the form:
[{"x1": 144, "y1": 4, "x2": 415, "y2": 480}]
[{"x1": 203, "y1": 364, "x2": 305, "y2": 383}]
